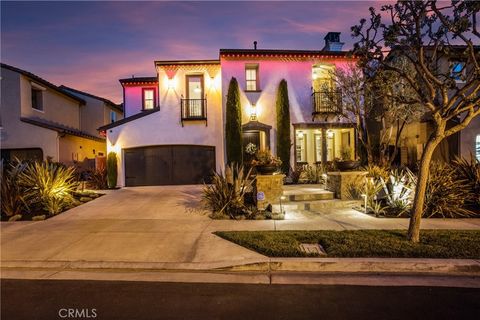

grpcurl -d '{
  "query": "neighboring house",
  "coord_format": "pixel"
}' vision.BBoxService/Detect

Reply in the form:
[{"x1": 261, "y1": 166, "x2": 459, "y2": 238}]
[
  {"x1": 0, "y1": 63, "x2": 116, "y2": 166},
  {"x1": 100, "y1": 32, "x2": 357, "y2": 187},
  {"x1": 59, "y1": 85, "x2": 123, "y2": 137},
  {"x1": 380, "y1": 46, "x2": 480, "y2": 166}
]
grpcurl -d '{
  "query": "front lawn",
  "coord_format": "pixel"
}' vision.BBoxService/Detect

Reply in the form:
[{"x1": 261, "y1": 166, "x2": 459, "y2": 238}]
[{"x1": 215, "y1": 230, "x2": 480, "y2": 259}]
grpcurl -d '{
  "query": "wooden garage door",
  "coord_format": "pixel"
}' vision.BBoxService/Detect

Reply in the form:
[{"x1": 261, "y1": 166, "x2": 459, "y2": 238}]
[{"x1": 124, "y1": 145, "x2": 215, "y2": 186}]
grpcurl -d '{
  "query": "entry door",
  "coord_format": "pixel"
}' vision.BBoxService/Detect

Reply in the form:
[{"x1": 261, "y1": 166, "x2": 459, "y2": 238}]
[
  {"x1": 243, "y1": 131, "x2": 260, "y2": 163},
  {"x1": 186, "y1": 75, "x2": 204, "y2": 117}
]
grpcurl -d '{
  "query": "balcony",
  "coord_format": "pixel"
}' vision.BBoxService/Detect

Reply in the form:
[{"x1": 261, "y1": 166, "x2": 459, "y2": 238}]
[
  {"x1": 311, "y1": 90, "x2": 342, "y2": 119},
  {"x1": 180, "y1": 98, "x2": 207, "y2": 126}
]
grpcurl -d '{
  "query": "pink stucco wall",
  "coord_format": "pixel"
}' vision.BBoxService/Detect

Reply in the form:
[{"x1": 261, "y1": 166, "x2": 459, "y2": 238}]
[
  {"x1": 123, "y1": 84, "x2": 158, "y2": 117},
  {"x1": 220, "y1": 56, "x2": 354, "y2": 154}
]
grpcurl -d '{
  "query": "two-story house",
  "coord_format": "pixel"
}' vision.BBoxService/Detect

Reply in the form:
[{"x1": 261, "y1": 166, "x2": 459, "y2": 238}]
[
  {"x1": 0, "y1": 63, "x2": 122, "y2": 166},
  {"x1": 100, "y1": 32, "x2": 357, "y2": 187}
]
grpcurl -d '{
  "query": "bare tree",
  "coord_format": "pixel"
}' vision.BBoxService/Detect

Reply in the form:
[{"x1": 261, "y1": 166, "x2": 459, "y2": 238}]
[{"x1": 352, "y1": 1, "x2": 480, "y2": 242}]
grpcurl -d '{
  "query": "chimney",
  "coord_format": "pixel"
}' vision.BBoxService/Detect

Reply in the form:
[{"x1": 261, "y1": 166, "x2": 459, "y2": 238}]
[
  {"x1": 323, "y1": 32, "x2": 344, "y2": 52},
  {"x1": 253, "y1": 41, "x2": 257, "y2": 50}
]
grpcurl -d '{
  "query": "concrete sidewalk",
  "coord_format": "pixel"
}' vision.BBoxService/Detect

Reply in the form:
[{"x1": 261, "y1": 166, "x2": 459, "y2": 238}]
[{"x1": 2, "y1": 186, "x2": 480, "y2": 286}]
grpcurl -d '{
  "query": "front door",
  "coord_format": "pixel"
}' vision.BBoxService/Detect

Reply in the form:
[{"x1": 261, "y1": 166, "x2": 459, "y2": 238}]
[
  {"x1": 186, "y1": 75, "x2": 204, "y2": 117},
  {"x1": 243, "y1": 131, "x2": 260, "y2": 163}
]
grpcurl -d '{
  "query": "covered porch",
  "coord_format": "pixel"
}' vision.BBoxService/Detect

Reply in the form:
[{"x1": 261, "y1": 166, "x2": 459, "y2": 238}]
[{"x1": 293, "y1": 123, "x2": 357, "y2": 166}]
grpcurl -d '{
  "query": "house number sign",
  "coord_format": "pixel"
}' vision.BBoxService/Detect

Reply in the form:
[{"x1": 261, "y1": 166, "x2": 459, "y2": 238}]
[{"x1": 257, "y1": 192, "x2": 265, "y2": 201}]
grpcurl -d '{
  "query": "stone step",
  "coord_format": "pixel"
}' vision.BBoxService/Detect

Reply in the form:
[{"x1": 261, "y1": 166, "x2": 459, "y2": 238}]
[
  {"x1": 285, "y1": 192, "x2": 334, "y2": 201},
  {"x1": 274, "y1": 199, "x2": 361, "y2": 212}
]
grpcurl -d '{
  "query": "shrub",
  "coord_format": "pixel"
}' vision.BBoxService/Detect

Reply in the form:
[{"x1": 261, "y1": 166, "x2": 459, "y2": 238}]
[
  {"x1": 453, "y1": 155, "x2": 480, "y2": 206},
  {"x1": 289, "y1": 165, "x2": 304, "y2": 184},
  {"x1": 202, "y1": 164, "x2": 254, "y2": 219},
  {"x1": 87, "y1": 167, "x2": 108, "y2": 190},
  {"x1": 107, "y1": 152, "x2": 117, "y2": 189},
  {"x1": 424, "y1": 162, "x2": 475, "y2": 218},
  {"x1": 303, "y1": 165, "x2": 323, "y2": 184},
  {"x1": 276, "y1": 79, "x2": 291, "y2": 174},
  {"x1": 1, "y1": 159, "x2": 29, "y2": 217},
  {"x1": 19, "y1": 161, "x2": 78, "y2": 215},
  {"x1": 365, "y1": 164, "x2": 389, "y2": 181},
  {"x1": 225, "y1": 77, "x2": 243, "y2": 164}
]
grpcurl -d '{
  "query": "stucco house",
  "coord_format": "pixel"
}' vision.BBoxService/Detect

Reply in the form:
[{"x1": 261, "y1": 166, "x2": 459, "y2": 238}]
[
  {"x1": 0, "y1": 63, "x2": 122, "y2": 167},
  {"x1": 100, "y1": 32, "x2": 358, "y2": 187}
]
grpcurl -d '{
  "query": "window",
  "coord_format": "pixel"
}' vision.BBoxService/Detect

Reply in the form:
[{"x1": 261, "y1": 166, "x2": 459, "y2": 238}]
[
  {"x1": 450, "y1": 61, "x2": 466, "y2": 82},
  {"x1": 142, "y1": 88, "x2": 155, "y2": 110},
  {"x1": 476, "y1": 135, "x2": 480, "y2": 161},
  {"x1": 245, "y1": 64, "x2": 259, "y2": 91},
  {"x1": 110, "y1": 111, "x2": 117, "y2": 123},
  {"x1": 296, "y1": 132, "x2": 307, "y2": 163},
  {"x1": 31, "y1": 88, "x2": 43, "y2": 111}
]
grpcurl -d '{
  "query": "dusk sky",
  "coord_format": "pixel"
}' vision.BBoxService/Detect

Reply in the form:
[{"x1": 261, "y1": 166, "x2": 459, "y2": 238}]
[{"x1": 1, "y1": 1, "x2": 391, "y2": 102}]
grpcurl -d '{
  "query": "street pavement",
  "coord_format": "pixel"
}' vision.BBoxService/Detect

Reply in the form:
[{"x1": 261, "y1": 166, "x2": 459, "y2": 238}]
[{"x1": 2, "y1": 279, "x2": 479, "y2": 320}]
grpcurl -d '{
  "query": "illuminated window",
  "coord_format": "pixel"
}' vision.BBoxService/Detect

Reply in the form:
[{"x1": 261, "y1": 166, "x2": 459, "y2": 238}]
[
  {"x1": 245, "y1": 64, "x2": 259, "y2": 91},
  {"x1": 476, "y1": 134, "x2": 480, "y2": 161},
  {"x1": 296, "y1": 132, "x2": 307, "y2": 163},
  {"x1": 450, "y1": 61, "x2": 466, "y2": 82},
  {"x1": 142, "y1": 88, "x2": 155, "y2": 110}
]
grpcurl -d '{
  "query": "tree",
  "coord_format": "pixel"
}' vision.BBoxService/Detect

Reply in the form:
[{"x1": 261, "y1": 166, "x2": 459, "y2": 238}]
[
  {"x1": 330, "y1": 63, "x2": 421, "y2": 166},
  {"x1": 225, "y1": 77, "x2": 243, "y2": 165},
  {"x1": 276, "y1": 79, "x2": 291, "y2": 174},
  {"x1": 107, "y1": 152, "x2": 117, "y2": 189},
  {"x1": 352, "y1": 1, "x2": 480, "y2": 242}
]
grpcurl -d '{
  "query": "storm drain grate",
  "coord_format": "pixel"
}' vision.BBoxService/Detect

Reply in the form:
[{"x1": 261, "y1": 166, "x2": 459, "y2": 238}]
[{"x1": 299, "y1": 243, "x2": 326, "y2": 255}]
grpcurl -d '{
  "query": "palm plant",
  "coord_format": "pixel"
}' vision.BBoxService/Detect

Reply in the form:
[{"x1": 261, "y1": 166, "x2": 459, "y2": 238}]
[
  {"x1": 19, "y1": 161, "x2": 78, "y2": 215},
  {"x1": 202, "y1": 164, "x2": 254, "y2": 219}
]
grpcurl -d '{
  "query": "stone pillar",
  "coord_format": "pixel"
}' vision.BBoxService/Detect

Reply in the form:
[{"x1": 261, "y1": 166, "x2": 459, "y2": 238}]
[
  {"x1": 256, "y1": 174, "x2": 285, "y2": 210},
  {"x1": 326, "y1": 171, "x2": 367, "y2": 200}
]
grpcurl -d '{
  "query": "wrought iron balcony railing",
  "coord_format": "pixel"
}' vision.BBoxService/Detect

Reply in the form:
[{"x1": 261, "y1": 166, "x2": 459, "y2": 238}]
[
  {"x1": 180, "y1": 98, "x2": 207, "y2": 126},
  {"x1": 312, "y1": 90, "x2": 342, "y2": 115}
]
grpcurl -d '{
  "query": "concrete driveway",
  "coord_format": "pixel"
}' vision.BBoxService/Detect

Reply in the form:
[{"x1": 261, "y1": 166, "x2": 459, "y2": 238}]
[
  {"x1": 0, "y1": 186, "x2": 267, "y2": 268},
  {"x1": 2, "y1": 186, "x2": 480, "y2": 271}
]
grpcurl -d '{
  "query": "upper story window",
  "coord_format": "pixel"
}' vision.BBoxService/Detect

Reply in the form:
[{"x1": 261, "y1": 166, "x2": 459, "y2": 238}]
[
  {"x1": 450, "y1": 61, "x2": 466, "y2": 82},
  {"x1": 31, "y1": 85, "x2": 44, "y2": 111},
  {"x1": 476, "y1": 134, "x2": 480, "y2": 161},
  {"x1": 142, "y1": 88, "x2": 155, "y2": 110},
  {"x1": 110, "y1": 110, "x2": 117, "y2": 123},
  {"x1": 245, "y1": 64, "x2": 259, "y2": 91}
]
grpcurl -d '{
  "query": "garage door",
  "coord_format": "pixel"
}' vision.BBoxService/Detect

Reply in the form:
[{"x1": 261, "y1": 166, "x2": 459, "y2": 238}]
[{"x1": 124, "y1": 145, "x2": 215, "y2": 186}]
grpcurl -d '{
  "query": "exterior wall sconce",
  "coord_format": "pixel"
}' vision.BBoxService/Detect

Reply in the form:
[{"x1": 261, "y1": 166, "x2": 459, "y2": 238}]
[
  {"x1": 250, "y1": 103, "x2": 257, "y2": 121},
  {"x1": 167, "y1": 77, "x2": 175, "y2": 89}
]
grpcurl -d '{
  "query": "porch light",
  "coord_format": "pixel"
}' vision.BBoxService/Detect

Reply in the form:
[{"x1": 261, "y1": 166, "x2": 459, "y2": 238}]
[
  {"x1": 327, "y1": 129, "x2": 334, "y2": 138},
  {"x1": 167, "y1": 77, "x2": 175, "y2": 89},
  {"x1": 250, "y1": 103, "x2": 257, "y2": 121}
]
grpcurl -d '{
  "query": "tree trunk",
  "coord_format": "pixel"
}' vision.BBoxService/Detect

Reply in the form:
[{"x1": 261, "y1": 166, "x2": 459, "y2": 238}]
[{"x1": 407, "y1": 137, "x2": 441, "y2": 242}]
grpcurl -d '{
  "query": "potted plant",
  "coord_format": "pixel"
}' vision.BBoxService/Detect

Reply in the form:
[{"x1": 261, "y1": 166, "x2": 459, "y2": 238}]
[
  {"x1": 335, "y1": 146, "x2": 361, "y2": 171},
  {"x1": 251, "y1": 149, "x2": 282, "y2": 175}
]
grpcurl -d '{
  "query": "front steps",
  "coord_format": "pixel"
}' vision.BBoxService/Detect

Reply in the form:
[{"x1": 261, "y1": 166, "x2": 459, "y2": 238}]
[{"x1": 276, "y1": 184, "x2": 361, "y2": 213}]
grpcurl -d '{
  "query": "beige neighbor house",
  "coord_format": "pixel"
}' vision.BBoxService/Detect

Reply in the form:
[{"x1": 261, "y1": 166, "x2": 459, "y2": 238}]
[
  {"x1": 0, "y1": 63, "x2": 122, "y2": 167},
  {"x1": 381, "y1": 45, "x2": 480, "y2": 166}
]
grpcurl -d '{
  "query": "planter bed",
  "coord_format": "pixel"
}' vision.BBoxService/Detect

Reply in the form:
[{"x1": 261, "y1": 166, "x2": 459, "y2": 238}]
[
  {"x1": 215, "y1": 230, "x2": 480, "y2": 258},
  {"x1": 1, "y1": 191, "x2": 104, "y2": 222}
]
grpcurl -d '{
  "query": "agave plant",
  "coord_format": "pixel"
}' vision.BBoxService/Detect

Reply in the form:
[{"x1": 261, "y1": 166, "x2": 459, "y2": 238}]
[
  {"x1": 1, "y1": 159, "x2": 29, "y2": 217},
  {"x1": 202, "y1": 163, "x2": 254, "y2": 219},
  {"x1": 380, "y1": 168, "x2": 416, "y2": 216},
  {"x1": 19, "y1": 161, "x2": 78, "y2": 215}
]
